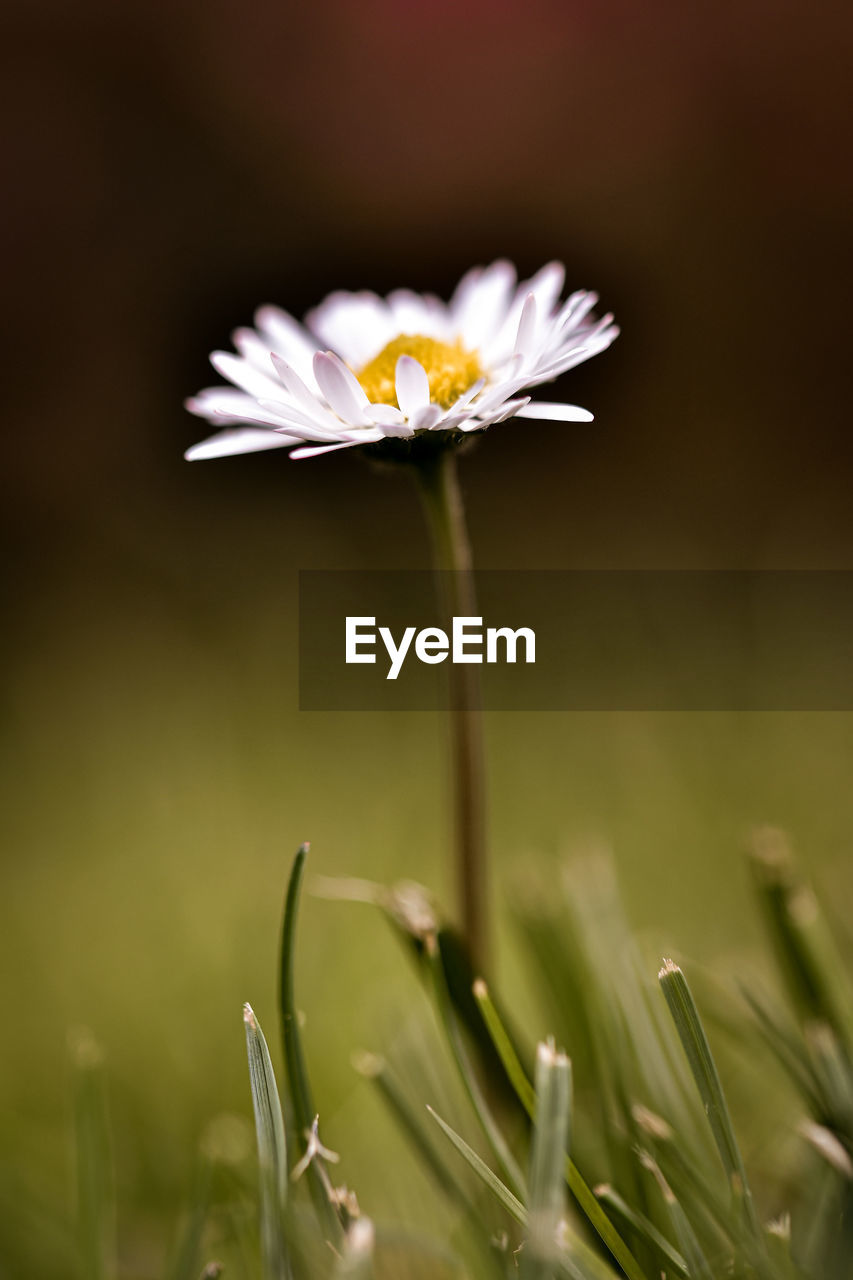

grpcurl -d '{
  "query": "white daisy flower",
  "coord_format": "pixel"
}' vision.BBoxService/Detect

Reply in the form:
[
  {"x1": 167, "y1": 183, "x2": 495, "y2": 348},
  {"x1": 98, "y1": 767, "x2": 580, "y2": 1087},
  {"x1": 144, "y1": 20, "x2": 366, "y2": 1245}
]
[{"x1": 185, "y1": 260, "x2": 618, "y2": 463}]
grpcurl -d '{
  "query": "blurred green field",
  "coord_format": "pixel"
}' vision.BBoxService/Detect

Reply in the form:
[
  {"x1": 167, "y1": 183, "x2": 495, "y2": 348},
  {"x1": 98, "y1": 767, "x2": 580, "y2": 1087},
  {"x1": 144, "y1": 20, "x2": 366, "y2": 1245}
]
[{"x1": 3, "y1": 465, "x2": 853, "y2": 1276}]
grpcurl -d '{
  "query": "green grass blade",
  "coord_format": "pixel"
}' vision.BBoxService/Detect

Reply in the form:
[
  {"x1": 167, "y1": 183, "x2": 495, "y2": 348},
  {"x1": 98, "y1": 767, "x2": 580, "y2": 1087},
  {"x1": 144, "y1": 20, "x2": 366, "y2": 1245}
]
[
  {"x1": 70, "y1": 1030, "x2": 115, "y2": 1280},
  {"x1": 638, "y1": 1152, "x2": 714, "y2": 1280},
  {"x1": 594, "y1": 1185, "x2": 688, "y2": 1280},
  {"x1": 167, "y1": 1155, "x2": 214, "y2": 1280},
  {"x1": 243, "y1": 1003, "x2": 290, "y2": 1280},
  {"x1": 473, "y1": 981, "x2": 647, "y2": 1280},
  {"x1": 353, "y1": 1051, "x2": 473, "y2": 1207},
  {"x1": 428, "y1": 1107, "x2": 614, "y2": 1280},
  {"x1": 427, "y1": 1105, "x2": 527, "y2": 1226},
  {"x1": 750, "y1": 828, "x2": 853, "y2": 1051},
  {"x1": 426, "y1": 935, "x2": 528, "y2": 1201},
  {"x1": 740, "y1": 985, "x2": 823, "y2": 1111},
  {"x1": 520, "y1": 1041, "x2": 572, "y2": 1280},
  {"x1": 279, "y1": 843, "x2": 341, "y2": 1241},
  {"x1": 658, "y1": 960, "x2": 761, "y2": 1241}
]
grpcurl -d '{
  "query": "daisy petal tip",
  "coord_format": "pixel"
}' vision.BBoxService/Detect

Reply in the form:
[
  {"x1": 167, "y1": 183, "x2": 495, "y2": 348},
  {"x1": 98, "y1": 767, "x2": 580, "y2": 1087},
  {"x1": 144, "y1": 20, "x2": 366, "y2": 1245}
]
[
  {"x1": 516, "y1": 401, "x2": 596, "y2": 423},
  {"x1": 394, "y1": 354, "x2": 430, "y2": 417}
]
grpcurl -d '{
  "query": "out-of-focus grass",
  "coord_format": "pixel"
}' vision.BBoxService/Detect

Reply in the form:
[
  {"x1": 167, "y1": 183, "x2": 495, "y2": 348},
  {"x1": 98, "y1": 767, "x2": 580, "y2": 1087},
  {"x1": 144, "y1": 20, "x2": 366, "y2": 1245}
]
[{"x1": 3, "y1": 483, "x2": 853, "y2": 1273}]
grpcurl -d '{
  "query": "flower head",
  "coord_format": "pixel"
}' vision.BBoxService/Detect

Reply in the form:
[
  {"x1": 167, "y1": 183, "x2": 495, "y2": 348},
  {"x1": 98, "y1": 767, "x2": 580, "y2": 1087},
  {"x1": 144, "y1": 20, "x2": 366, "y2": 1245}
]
[{"x1": 185, "y1": 260, "x2": 618, "y2": 462}]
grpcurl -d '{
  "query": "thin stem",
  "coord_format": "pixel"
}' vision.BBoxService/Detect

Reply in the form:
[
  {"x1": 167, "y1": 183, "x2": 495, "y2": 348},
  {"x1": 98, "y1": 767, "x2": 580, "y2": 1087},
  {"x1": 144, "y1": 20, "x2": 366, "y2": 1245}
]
[{"x1": 413, "y1": 448, "x2": 489, "y2": 975}]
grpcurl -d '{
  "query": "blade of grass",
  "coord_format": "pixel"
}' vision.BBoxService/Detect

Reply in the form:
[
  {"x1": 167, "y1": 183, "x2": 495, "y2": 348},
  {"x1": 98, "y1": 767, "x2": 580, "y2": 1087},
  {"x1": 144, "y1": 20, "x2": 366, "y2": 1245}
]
[
  {"x1": 355, "y1": 1054, "x2": 508, "y2": 1277},
  {"x1": 638, "y1": 1152, "x2": 714, "y2": 1280},
  {"x1": 70, "y1": 1029, "x2": 115, "y2": 1280},
  {"x1": 520, "y1": 1041, "x2": 572, "y2": 1280},
  {"x1": 750, "y1": 828, "x2": 853, "y2": 1052},
  {"x1": 353, "y1": 1051, "x2": 473, "y2": 1207},
  {"x1": 428, "y1": 1105, "x2": 527, "y2": 1226},
  {"x1": 279, "y1": 843, "x2": 341, "y2": 1241},
  {"x1": 473, "y1": 981, "x2": 647, "y2": 1280},
  {"x1": 804, "y1": 1021, "x2": 853, "y2": 1131},
  {"x1": 632, "y1": 1107, "x2": 781, "y2": 1280},
  {"x1": 740, "y1": 985, "x2": 822, "y2": 1111},
  {"x1": 428, "y1": 1106, "x2": 615, "y2": 1280},
  {"x1": 593, "y1": 1185, "x2": 688, "y2": 1280},
  {"x1": 425, "y1": 934, "x2": 527, "y2": 1201},
  {"x1": 658, "y1": 960, "x2": 761, "y2": 1243},
  {"x1": 244, "y1": 1004, "x2": 291, "y2": 1280},
  {"x1": 167, "y1": 1156, "x2": 214, "y2": 1280}
]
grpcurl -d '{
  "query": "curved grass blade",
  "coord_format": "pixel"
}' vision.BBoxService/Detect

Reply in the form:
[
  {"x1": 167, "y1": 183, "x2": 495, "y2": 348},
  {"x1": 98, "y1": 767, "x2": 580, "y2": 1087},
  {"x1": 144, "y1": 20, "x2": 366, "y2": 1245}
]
[
  {"x1": 70, "y1": 1029, "x2": 115, "y2": 1280},
  {"x1": 243, "y1": 1003, "x2": 291, "y2": 1280},
  {"x1": 428, "y1": 1105, "x2": 617, "y2": 1280},
  {"x1": 354, "y1": 1055, "x2": 507, "y2": 1276},
  {"x1": 594, "y1": 1185, "x2": 688, "y2": 1280},
  {"x1": 473, "y1": 982, "x2": 646, "y2": 1280},
  {"x1": 426, "y1": 935, "x2": 527, "y2": 1201},
  {"x1": 638, "y1": 1152, "x2": 714, "y2": 1280},
  {"x1": 658, "y1": 960, "x2": 761, "y2": 1242},
  {"x1": 279, "y1": 843, "x2": 341, "y2": 1241}
]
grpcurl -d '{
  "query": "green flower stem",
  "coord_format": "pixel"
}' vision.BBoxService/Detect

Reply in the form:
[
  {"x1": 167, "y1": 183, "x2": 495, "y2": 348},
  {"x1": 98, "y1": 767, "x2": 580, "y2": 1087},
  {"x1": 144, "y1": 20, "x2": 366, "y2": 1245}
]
[{"x1": 413, "y1": 447, "x2": 489, "y2": 975}]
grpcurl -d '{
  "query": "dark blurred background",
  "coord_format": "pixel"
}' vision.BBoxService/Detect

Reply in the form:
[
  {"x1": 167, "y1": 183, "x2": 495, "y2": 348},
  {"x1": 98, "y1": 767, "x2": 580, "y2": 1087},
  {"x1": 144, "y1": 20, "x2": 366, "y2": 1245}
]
[{"x1": 2, "y1": 0, "x2": 853, "y2": 1272}]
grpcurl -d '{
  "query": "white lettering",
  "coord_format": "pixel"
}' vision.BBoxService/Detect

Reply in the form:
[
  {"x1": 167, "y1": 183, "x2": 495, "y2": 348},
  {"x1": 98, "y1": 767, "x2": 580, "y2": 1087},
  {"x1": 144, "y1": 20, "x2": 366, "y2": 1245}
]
[
  {"x1": 486, "y1": 626, "x2": 536, "y2": 664},
  {"x1": 346, "y1": 616, "x2": 377, "y2": 663},
  {"x1": 345, "y1": 616, "x2": 536, "y2": 678},
  {"x1": 415, "y1": 627, "x2": 449, "y2": 664},
  {"x1": 452, "y1": 616, "x2": 483, "y2": 663},
  {"x1": 379, "y1": 626, "x2": 417, "y2": 681}
]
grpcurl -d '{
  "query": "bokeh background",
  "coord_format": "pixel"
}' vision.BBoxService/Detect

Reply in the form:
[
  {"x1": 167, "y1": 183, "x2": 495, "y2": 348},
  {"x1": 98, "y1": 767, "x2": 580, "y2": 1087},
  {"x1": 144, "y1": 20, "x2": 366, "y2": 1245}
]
[{"x1": 3, "y1": 0, "x2": 853, "y2": 1274}]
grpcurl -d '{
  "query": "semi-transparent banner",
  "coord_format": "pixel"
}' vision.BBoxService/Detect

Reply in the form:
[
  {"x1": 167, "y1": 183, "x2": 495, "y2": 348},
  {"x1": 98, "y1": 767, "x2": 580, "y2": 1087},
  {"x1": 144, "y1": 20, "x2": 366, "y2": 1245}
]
[{"x1": 298, "y1": 571, "x2": 853, "y2": 711}]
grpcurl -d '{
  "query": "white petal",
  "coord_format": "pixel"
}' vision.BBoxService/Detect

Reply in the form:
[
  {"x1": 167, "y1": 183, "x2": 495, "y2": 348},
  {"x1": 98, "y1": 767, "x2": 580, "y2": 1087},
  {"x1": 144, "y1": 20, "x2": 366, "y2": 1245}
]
[
  {"x1": 255, "y1": 306, "x2": 319, "y2": 382},
  {"x1": 270, "y1": 353, "x2": 321, "y2": 409},
  {"x1": 185, "y1": 388, "x2": 267, "y2": 423},
  {"x1": 394, "y1": 355, "x2": 430, "y2": 417},
  {"x1": 210, "y1": 351, "x2": 283, "y2": 399},
  {"x1": 452, "y1": 259, "x2": 516, "y2": 348},
  {"x1": 410, "y1": 404, "x2": 443, "y2": 432},
  {"x1": 524, "y1": 261, "x2": 565, "y2": 316},
  {"x1": 456, "y1": 399, "x2": 529, "y2": 432},
  {"x1": 306, "y1": 292, "x2": 397, "y2": 365},
  {"x1": 313, "y1": 351, "x2": 371, "y2": 424},
  {"x1": 559, "y1": 292, "x2": 599, "y2": 331},
  {"x1": 256, "y1": 400, "x2": 350, "y2": 439},
  {"x1": 187, "y1": 390, "x2": 325, "y2": 433},
  {"x1": 386, "y1": 288, "x2": 449, "y2": 338},
  {"x1": 185, "y1": 428, "x2": 298, "y2": 461},
  {"x1": 233, "y1": 327, "x2": 280, "y2": 374},
  {"x1": 365, "y1": 403, "x2": 407, "y2": 426},
  {"x1": 289, "y1": 440, "x2": 364, "y2": 460},
  {"x1": 268, "y1": 353, "x2": 350, "y2": 434},
  {"x1": 489, "y1": 398, "x2": 531, "y2": 424},
  {"x1": 513, "y1": 293, "x2": 537, "y2": 358},
  {"x1": 516, "y1": 401, "x2": 594, "y2": 422}
]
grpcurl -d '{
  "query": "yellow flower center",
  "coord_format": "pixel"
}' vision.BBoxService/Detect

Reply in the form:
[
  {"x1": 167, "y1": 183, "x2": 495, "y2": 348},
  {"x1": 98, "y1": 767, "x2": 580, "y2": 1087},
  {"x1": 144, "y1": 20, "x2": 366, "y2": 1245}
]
[{"x1": 356, "y1": 334, "x2": 483, "y2": 410}]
